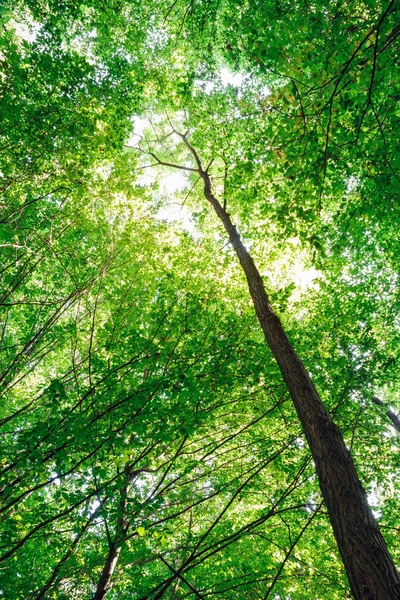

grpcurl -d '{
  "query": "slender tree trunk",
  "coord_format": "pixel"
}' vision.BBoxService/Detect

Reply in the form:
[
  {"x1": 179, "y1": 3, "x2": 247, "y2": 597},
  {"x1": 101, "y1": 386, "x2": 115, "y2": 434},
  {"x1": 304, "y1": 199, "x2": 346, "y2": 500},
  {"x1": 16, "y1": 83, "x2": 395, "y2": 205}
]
[
  {"x1": 93, "y1": 541, "x2": 124, "y2": 600},
  {"x1": 180, "y1": 140, "x2": 400, "y2": 599},
  {"x1": 93, "y1": 468, "x2": 131, "y2": 600}
]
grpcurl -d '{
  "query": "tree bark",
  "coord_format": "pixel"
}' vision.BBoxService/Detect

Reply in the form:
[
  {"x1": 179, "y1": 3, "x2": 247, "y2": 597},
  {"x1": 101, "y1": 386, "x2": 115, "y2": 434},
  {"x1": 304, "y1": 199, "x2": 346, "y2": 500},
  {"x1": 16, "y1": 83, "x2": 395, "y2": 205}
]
[
  {"x1": 93, "y1": 468, "x2": 131, "y2": 600},
  {"x1": 372, "y1": 396, "x2": 400, "y2": 433},
  {"x1": 184, "y1": 145, "x2": 400, "y2": 599},
  {"x1": 93, "y1": 541, "x2": 124, "y2": 600}
]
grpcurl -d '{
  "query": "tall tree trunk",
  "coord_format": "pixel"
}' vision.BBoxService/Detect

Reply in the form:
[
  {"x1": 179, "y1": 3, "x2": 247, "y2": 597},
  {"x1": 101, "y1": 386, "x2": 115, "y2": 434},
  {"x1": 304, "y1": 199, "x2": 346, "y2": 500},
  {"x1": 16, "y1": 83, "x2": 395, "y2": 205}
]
[
  {"x1": 177, "y1": 135, "x2": 400, "y2": 600},
  {"x1": 93, "y1": 541, "x2": 124, "y2": 600},
  {"x1": 93, "y1": 467, "x2": 131, "y2": 600}
]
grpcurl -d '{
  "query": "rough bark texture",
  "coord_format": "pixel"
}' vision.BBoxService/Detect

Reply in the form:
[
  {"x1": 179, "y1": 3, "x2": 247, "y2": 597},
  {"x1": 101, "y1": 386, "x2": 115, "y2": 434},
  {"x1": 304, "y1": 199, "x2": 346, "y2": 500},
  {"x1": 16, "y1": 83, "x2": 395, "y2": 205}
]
[{"x1": 195, "y1": 163, "x2": 400, "y2": 599}]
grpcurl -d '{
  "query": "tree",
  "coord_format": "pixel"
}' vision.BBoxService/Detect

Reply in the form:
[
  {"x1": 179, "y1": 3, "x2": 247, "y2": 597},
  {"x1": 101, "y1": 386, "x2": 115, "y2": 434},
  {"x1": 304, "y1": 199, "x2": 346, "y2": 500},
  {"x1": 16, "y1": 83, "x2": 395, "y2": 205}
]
[
  {"x1": 139, "y1": 122, "x2": 400, "y2": 598},
  {"x1": 1, "y1": 1, "x2": 399, "y2": 598}
]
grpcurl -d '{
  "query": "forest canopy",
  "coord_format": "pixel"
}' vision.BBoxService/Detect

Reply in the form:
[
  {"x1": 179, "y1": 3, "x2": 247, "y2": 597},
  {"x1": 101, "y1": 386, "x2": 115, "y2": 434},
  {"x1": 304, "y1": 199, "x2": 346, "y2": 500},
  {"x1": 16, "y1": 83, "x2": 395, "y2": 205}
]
[{"x1": 0, "y1": 1, "x2": 399, "y2": 599}]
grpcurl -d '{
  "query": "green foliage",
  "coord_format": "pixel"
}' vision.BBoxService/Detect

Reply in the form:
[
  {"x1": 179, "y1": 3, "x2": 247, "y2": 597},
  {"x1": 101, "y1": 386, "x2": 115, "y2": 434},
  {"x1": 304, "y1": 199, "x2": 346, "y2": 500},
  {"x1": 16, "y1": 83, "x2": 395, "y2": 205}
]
[{"x1": 0, "y1": 1, "x2": 399, "y2": 598}]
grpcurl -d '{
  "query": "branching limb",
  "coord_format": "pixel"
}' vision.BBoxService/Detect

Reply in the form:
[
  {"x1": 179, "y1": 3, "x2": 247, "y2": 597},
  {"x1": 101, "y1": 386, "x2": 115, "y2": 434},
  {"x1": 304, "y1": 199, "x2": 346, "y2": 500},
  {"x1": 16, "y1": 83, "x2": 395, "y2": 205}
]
[{"x1": 372, "y1": 396, "x2": 400, "y2": 433}]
